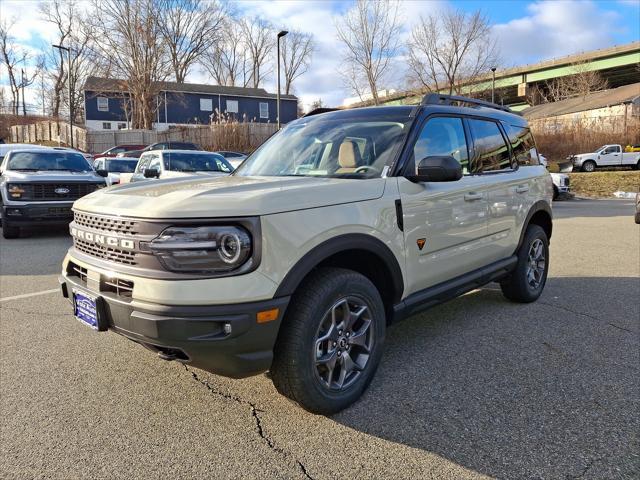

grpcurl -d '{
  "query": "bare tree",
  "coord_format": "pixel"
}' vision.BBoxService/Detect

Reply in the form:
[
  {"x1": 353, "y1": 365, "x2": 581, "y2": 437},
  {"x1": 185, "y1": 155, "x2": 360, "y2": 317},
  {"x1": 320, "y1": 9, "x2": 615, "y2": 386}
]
[
  {"x1": 280, "y1": 30, "x2": 314, "y2": 95},
  {"x1": 89, "y1": 0, "x2": 169, "y2": 129},
  {"x1": 41, "y1": 0, "x2": 98, "y2": 121},
  {"x1": 0, "y1": 19, "x2": 32, "y2": 115},
  {"x1": 202, "y1": 18, "x2": 251, "y2": 87},
  {"x1": 335, "y1": 0, "x2": 402, "y2": 105},
  {"x1": 157, "y1": 0, "x2": 225, "y2": 83},
  {"x1": 240, "y1": 17, "x2": 273, "y2": 88},
  {"x1": 408, "y1": 9, "x2": 499, "y2": 95}
]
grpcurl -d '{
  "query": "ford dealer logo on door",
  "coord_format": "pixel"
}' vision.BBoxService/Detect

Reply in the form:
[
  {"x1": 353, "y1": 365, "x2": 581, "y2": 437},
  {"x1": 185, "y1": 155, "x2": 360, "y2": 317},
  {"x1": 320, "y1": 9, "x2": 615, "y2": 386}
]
[{"x1": 55, "y1": 187, "x2": 70, "y2": 195}]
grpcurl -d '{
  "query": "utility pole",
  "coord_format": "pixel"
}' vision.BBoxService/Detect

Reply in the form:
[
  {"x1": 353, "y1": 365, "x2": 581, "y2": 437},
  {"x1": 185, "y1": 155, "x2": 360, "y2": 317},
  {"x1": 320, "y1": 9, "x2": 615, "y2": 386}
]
[
  {"x1": 21, "y1": 69, "x2": 26, "y2": 115},
  {"x1": 491, "y1": 67, "x2": 497, "y2": 104},
  {"x1": 276, "y1": 30, "x2": 288, "y2": 129},
  {"x1": 52, "y1": 44, "x2": 73, "y2": 148}
]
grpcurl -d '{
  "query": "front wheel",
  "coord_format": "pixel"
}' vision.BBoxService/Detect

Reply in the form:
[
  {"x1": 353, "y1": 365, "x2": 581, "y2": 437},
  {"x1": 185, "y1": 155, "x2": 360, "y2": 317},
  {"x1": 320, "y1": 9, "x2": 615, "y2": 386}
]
[
  {"x1": 271, "y1": 267, "x2": 386, "y2": 415},
  {"x1": 500, "y1": 224, "x2": 549, "y2": 303},
  {"x1": 581, "y1": 160, "x2": 596, "y2": 172},
  {"x1": 2, "y1": 221, "x2": 20, "y2": 239}
]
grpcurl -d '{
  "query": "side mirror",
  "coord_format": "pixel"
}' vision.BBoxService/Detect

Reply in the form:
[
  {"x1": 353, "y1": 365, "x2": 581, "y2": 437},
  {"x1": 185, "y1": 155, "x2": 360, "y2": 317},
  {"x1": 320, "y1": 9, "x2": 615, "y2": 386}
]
[
  {"x1": 96, "y1": 169, "x2": 108, "y2": 177},
  {"x1": 144, "y1": 168, "x2": 159, "y2": 178},
  {"x1": 408, "y1": 156, "x2": 463, "y2": 182}
]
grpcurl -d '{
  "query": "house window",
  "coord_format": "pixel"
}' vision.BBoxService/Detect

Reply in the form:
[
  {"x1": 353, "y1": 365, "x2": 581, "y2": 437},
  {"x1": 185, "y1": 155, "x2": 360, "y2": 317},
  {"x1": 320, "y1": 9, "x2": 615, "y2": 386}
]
[
  {"x1": 259, "y1": 102, "x2": 269, "y2": 119},
  {"x1": 117, "y1": 123, "x2": 127, "y2": 130},
  {"x1": 97, "y1": 97, "x2": 109, "y2": 112},
  {"x1": 102, "y1": 122, "x2": 112, "y2": 130},
  {"x1": 200, "y1": 98, "x2": 213, "y2": 111},
  {"x1": 226, "y1": 100, "x2": 239, "y2": 113}
]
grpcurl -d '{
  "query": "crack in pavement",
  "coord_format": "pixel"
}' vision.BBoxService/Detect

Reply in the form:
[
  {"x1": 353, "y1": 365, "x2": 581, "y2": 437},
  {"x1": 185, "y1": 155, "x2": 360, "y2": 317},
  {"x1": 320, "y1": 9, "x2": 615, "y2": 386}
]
[
  {"x1": 538, "y1": 302, "x2": 639, "y2": 334},
  {"x1": 184, "y1": 365, "x2": 314, "y2": 480},
  {"x1": 566, "y1": 457, "x2": 599, "y2": 479}
]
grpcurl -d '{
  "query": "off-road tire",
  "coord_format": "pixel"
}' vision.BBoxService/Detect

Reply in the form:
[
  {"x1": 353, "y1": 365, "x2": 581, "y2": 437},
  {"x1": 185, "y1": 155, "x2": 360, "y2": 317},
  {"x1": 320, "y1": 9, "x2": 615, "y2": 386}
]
[
  {"x1": 552, "y1": 185, "x2": 559, "y2": 200},
  {"x1": 271, "y1": 267, "x2": 386, "y2": 415},
  {"x1": 500, "y1": 224, "x2": 549, "y2": 303},
  {"x1": 581, "y1": 160, "x2": 596, "y2": 172},
  {"x1": 1, "y1": 221, "x2": 20, "y2": 239}
]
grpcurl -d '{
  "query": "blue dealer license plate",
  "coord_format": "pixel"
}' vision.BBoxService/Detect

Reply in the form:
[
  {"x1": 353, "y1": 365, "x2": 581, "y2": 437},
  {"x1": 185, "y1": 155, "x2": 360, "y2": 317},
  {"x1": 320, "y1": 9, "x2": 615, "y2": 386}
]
[{"x1": 73, "y1": 290, "x2": 99, "y2": 329}]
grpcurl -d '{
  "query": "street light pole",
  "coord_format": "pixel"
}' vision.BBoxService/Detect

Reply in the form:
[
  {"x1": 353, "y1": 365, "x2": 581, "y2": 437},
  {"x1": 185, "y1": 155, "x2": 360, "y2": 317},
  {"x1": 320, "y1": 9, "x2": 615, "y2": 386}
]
[
  {"x1": 276, "y1": 30, "x2": 288, "y2": 129},
  {"x1": 491, "y1": 67, "x2": 497, "y2": 104},
  {"x1": 53, "y1": 44, "x2": 73, "y2": 148}
]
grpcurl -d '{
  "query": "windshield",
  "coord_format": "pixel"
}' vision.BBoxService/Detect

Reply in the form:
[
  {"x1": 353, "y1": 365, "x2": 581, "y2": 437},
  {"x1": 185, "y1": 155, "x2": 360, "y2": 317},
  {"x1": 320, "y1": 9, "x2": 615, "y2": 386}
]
[
  {"x1": 163, "y1": 152, "x2": 232, "y2": 172},
  {"x1": 106, "y1": 159, "x2": 138, "y2": 173},
  {"x1": 234, "y1": 116, "x2": 410, "y2": 178},
  {"x1": 7, "y1": 151, "x2": 92, "y2": 172}
]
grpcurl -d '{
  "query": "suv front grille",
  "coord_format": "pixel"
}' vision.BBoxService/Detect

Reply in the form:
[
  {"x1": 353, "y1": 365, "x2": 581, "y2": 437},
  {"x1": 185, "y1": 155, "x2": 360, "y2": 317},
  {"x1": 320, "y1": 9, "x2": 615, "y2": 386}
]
[
  {"x1": 74, "y1": 238, "x2": 138, "y2": 265},
  {"x1": 67, "y1": 261, "x2": 134, "y2": 298},
  {"x1": 74, "y1": 212, "x2": 139, "y2": 235}
]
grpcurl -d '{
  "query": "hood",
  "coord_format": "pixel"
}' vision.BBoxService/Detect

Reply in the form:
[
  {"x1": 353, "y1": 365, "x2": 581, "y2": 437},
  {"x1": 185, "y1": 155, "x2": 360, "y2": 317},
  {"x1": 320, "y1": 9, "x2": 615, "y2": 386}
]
[
  {"x1": 162, "y1": 171, "x2": 229, "y2": 179},
  {"x1": 3, "y1": 170, "x2": 103, "y2": 182},
  {"x1": 74, "y1": 175, "x2": 386, "y2": 218}
]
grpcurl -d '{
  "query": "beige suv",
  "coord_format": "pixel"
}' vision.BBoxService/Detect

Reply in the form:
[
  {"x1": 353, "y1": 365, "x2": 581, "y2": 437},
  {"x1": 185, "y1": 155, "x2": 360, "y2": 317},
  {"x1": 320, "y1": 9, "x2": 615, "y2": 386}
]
[{"x1": 59, "y1": 94, "x2": 553, "y2": 414}]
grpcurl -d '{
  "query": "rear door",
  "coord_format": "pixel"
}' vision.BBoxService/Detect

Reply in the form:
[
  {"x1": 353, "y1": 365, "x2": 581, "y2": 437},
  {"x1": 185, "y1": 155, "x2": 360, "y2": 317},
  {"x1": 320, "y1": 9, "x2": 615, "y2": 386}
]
[
  {"x1": 467, "y1": 119, "x2": 531, "y2": 263},
  {"x1": 398, "y1": 114, "x2": 490, "y2": 294}
]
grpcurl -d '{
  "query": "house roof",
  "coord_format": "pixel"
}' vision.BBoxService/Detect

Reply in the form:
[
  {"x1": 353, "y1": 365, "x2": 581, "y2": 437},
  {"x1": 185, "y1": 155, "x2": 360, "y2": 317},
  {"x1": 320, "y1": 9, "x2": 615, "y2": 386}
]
[
  {"x1": 83, "y1": 76, "x2": 298, "y2": 101},
  {"x1": 522, "y1": 82, "x2": 640, "y2": 120}
]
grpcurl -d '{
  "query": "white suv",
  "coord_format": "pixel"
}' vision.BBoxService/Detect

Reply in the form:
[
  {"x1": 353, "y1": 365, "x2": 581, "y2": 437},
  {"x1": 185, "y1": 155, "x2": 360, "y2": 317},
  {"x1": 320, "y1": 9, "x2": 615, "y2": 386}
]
[{"x1": 59, "y1": 94, "x2": 553, "y2": 414}]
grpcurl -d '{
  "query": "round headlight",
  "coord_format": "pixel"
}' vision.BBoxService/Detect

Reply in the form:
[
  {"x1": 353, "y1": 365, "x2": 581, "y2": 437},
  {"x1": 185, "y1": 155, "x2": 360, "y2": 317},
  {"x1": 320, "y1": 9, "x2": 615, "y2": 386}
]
[{"x1": 219, "y1": 232, "x2": 242, "y2": 264}]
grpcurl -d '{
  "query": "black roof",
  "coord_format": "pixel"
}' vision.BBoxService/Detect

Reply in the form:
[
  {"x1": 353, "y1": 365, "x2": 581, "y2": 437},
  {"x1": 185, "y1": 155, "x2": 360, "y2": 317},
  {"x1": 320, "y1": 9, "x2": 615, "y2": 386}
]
[
  {"x1": 299, "y1": 103, "x2": 527, "y2": 126},
  {"x1": 84, "y1": 76, "x2": 298, "y2": 101}
]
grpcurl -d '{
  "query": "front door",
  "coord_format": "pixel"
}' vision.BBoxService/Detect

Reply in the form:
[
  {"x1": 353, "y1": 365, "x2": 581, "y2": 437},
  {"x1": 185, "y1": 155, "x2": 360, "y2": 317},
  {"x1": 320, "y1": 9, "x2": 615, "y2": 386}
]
[
  {"x1": 598, "y1": 145, "x2": 622, "y2": 166},
  {"x1": 398, "y1": 115, "x2": 489, "y2": 295}
]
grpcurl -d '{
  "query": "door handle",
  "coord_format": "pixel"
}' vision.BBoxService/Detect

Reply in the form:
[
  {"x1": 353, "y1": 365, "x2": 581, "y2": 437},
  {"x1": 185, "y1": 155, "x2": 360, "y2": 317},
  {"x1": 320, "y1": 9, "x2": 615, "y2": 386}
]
[
  {"x1": 464, "y1": 192, "x2": 483, "y2": 201},
  {"x1": 515, "y1": 185, "x2": 529, "y2": 194}
]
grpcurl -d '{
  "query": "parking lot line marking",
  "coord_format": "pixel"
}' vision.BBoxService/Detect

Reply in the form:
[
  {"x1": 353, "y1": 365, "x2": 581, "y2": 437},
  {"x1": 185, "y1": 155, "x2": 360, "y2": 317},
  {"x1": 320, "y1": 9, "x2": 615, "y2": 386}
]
[{"x1": 0, "y1": 289, "x2": 60, "y2": 303}]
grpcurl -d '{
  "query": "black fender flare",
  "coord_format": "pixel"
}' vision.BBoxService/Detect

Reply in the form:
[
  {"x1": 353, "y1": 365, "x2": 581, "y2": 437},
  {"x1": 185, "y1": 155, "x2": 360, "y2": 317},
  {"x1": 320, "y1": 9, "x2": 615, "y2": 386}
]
[
  {"x1": 273, "y1": 233, "x2": 404, "y2": 303},
  {"x1": 517, "y1": 200, "x2": 553, "y2": 250}
]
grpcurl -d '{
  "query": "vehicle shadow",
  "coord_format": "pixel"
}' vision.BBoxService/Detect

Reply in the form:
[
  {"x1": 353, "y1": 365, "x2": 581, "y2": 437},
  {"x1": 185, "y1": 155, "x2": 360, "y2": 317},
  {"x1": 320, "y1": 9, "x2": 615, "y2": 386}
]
[
  {"x1": 0, "y1": 224, "x2": 72, "y2": 276},
  {"x1": 334, "y1": 276, "x2": 640, "y2": 479}
]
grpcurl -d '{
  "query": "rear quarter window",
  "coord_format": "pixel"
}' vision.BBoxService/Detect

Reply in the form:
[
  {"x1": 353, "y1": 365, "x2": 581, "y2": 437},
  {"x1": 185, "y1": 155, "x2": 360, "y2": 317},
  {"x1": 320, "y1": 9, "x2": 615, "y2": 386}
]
[{"x1": 505, "y1": 124, "x2": 539, "y2": 166}]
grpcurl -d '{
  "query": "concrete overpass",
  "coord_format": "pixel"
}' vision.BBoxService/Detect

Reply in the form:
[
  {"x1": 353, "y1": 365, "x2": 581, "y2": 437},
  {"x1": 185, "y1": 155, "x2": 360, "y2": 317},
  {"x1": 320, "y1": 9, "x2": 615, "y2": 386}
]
[{"x1": 373, "y1": 41, "x2": 640, "y2": 111}]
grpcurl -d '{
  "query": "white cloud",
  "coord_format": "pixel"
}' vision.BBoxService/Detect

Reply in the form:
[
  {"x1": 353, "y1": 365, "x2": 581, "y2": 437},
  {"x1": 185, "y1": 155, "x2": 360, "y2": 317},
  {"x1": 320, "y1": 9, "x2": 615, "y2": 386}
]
[{"x1": 493, "y1": 1, "x2": 621, "y2": 66}]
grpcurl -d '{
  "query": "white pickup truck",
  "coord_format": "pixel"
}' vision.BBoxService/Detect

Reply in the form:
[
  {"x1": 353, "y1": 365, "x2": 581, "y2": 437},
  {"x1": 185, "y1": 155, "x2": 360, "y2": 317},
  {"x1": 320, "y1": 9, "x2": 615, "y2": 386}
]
[{"x1": 569, "y1": 144, "x2": 640, "y2": 172}]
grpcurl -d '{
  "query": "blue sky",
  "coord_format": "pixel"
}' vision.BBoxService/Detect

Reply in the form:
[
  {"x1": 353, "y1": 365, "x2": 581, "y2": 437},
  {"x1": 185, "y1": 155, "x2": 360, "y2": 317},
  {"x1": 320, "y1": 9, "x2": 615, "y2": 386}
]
[{"x1": 1, "y1": 0, "x2": 639, "y2": 111}]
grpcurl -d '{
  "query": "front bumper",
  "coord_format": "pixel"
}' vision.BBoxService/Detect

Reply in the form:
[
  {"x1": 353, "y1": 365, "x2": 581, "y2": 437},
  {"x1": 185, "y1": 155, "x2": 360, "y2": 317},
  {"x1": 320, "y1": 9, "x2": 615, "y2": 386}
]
[
  {"x1": 59, "y1": 271, "x2": 290, "y2": 378},
  {"x1": 2, "y1": 202, "x2": 74, "y2": 225}
]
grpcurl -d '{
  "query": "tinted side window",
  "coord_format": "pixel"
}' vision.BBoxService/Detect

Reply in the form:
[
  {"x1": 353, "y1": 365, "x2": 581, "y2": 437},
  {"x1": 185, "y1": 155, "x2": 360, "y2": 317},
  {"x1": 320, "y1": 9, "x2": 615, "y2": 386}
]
[
  {"x1": 413, "y1": 116, "x2": 469, "y2": 173},
  {"x1": 469, "y1": 119, "x2": 512, "y2": 172},
  {"x1": 506, "y1": 124, "x2": 539, "y2": 166}
]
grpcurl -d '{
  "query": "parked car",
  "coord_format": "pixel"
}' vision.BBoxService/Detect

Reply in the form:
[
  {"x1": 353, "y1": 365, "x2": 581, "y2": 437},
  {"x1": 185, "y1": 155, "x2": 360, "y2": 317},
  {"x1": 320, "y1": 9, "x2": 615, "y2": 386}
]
[
  {"x1": 539, "y1": 154, "x2": 570, "y2": 200},
  {"x1": 118, "y1": 141, "x2": 201, "y2": 159},
  {"x1": 93, "y1": 157, "x2": 139, "y2": 186},
  {"x1": 130, "y1": 150, "x2": 233, "y2": 182},
  {"x1": 59, "y1": 94, "x2": 553, "y2": 414},
  {"x1": 215, "y1": 151, "x2": 247, "y2": 169},
  {"x1": 635, "y1": 192, "x2": 640, "y2": 224},
  {"x1": 568, "y1": 144, "x2": 640, "y2": 172},
  {"x1": 0, "y1": 148, "x2": 106, "y2": 238},
  {"x1": 94, "y1": 144, "x2": 145, "y2": 161}
]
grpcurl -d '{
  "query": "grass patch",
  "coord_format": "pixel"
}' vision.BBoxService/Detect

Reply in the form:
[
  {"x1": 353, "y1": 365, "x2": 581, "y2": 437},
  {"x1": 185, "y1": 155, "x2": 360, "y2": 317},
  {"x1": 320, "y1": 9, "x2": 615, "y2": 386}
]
[{"x1": 569, "y1": 171, "x2": 640, "y2": 198}]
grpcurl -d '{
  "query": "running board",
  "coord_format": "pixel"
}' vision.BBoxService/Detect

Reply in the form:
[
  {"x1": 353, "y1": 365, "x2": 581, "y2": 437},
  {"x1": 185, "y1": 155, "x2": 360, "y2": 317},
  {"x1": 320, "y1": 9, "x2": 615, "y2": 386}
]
[{"x1": 391, "y1": 256, "x2": 517, "y2": 323}]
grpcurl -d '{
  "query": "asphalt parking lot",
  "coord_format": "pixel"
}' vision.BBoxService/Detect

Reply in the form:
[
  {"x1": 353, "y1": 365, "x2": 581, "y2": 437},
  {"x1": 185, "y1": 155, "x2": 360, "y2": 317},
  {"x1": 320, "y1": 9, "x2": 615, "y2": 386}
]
[{"x1": 1, "y1": 199, "x2": 638, "y2": 480}]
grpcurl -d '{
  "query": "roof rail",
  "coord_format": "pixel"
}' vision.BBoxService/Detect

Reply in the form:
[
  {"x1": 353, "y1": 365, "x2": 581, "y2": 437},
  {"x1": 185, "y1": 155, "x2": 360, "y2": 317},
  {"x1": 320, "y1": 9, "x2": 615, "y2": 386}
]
[{"x1": 421, "y1": 93, "x2": 514, "y2": 113}]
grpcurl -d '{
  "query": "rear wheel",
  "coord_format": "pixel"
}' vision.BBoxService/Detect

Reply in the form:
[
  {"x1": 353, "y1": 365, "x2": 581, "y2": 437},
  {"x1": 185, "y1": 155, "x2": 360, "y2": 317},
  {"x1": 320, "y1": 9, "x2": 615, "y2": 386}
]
[
  {"x1": 582, "y1": 160, "x2": 596, "y2": 172},
  {"x1": 271, "y1": 267, "x2": 386, "y2": 414},
  {"x1": 552, "y1": 185, "x2": 559, "y2": 200},
  {"x1": 500, "y1": 224, "x2": 549, "y2": 303}
]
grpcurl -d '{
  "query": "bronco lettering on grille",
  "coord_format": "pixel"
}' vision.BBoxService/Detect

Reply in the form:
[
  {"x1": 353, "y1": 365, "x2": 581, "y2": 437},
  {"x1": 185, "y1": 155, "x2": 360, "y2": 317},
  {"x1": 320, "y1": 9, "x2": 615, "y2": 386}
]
[{"x1": 70, "y1": 226, "x2": 136, "y2": 250}]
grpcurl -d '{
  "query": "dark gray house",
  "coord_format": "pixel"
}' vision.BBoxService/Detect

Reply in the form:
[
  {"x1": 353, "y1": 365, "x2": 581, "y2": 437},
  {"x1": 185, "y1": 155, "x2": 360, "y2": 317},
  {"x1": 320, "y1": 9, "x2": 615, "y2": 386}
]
[{"x1": 83, "y1": 76, "x2": 298, "y2": 131}]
